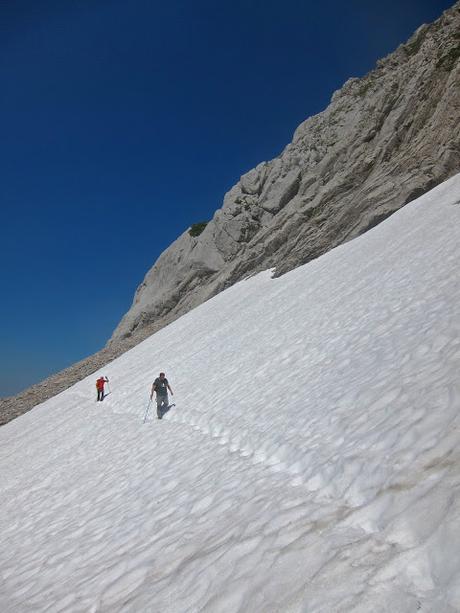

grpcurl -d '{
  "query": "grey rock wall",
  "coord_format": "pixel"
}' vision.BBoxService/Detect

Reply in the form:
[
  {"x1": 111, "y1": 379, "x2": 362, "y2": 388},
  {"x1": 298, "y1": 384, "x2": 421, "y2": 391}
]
[{"x1": 110, "y1": 1, "x2": 460, "y2": 346}]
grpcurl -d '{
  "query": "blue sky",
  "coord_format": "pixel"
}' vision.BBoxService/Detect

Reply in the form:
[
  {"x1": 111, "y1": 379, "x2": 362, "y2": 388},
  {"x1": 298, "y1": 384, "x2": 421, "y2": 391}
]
[{"x1": 0, "y1": 0, "x2": 453, "y2": 397}]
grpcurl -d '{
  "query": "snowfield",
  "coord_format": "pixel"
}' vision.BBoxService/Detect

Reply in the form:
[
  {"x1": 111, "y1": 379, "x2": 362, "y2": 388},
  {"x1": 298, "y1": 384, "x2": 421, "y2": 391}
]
[{"x1": 1, "y1": 174, "x2": 460, "y2": 612}]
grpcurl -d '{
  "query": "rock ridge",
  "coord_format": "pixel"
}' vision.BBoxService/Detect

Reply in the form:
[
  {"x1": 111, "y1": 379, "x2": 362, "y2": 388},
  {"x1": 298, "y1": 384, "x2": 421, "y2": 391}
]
[{"x1": 110, "y1": 0, "x2": 460, "y2": 345}]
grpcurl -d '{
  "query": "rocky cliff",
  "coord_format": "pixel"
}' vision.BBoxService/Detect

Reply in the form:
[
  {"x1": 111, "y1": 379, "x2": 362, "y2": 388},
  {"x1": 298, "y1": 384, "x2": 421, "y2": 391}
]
[
  {"x1": 110, "y1": 1, "x2": 460, "y2": 347},
  {"x1": 1, "y1": 1, "x2": 459, "y2": 426}
]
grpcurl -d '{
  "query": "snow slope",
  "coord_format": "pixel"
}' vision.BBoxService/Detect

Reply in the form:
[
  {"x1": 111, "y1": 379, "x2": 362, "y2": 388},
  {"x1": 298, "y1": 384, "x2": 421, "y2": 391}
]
[{"x1": 1, "y1": 174, "x2": 460, "y2": 612}]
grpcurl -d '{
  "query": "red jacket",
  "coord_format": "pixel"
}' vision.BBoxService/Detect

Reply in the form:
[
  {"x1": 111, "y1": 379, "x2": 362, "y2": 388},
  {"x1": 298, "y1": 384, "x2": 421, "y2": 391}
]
[{"x1": 96, "y1": 377, "x2": 106, "y2": 390}]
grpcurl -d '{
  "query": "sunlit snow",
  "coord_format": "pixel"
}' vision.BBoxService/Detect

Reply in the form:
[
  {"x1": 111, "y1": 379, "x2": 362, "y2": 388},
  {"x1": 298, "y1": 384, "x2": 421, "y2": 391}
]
[{"x1": 1, "y1": 174, "x2": 460, "y2": 612}]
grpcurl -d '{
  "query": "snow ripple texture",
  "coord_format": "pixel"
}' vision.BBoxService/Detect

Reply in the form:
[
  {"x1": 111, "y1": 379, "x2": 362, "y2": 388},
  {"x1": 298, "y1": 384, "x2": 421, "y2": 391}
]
[{"x1": 1, "y1": 174, "x2": 460, "y2": 612}]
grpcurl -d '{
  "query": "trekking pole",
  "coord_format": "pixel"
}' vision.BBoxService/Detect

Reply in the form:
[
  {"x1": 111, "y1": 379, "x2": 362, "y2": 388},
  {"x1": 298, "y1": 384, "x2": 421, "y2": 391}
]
[
  {"x1": 143, "y1": 398, "x2": 152, "y2": 423},
  {"x1": 106, "y1": 380, "x2": 111, "y2": 394}
]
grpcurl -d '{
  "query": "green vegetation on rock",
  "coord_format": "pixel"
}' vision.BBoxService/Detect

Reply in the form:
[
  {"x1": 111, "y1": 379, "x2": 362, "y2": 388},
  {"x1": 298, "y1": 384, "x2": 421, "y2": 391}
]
[
  {"x1": 437, "y1": 44, "x2": 460, "y2": 71},
  {"x1": 189, "y1": 221, "x2": 209, "y2": 237}
]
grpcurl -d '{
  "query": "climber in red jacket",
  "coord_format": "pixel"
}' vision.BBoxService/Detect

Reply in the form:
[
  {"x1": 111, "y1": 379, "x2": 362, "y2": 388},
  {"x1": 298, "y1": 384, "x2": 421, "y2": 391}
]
[{"x1": 96, "y1": 376, "x2": 109, "y2": 401}]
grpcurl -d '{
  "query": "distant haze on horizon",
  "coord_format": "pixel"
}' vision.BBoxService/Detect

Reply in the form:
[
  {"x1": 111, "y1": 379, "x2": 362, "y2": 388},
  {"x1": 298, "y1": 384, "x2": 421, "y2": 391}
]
[{"x1": 0, "y1": 0, "x2": 454, "y2": 397}]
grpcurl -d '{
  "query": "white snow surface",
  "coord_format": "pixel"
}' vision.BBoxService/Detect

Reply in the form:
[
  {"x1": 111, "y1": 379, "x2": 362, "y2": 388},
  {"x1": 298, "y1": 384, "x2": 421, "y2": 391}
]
[{"x1": 2, "y1": 175, "x2": 460, "y2": 613}]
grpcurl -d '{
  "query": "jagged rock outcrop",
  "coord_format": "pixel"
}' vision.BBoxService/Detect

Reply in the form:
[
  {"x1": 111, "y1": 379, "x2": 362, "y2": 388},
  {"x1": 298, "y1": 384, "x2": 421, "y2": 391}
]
[
  {"x1": 1, "y1": 1, "x2": 459, "y2": 426},
  {"x1": 110, "y1": 0, "x2": 460, "y2": 346}
]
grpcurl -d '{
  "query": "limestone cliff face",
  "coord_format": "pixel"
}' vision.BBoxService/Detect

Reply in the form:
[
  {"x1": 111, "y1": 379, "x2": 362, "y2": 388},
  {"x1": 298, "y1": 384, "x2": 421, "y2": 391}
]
[
  {"x1": 2, "y1": 2, "x2": 460, "y2": 426},
  {"x1": 111, "y1": 1, "x2": 460, "y2": 346}
]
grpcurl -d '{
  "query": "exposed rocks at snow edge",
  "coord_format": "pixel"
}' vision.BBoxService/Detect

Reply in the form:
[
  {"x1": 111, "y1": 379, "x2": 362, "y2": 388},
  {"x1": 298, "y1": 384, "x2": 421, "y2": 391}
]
[{"x1": 1, "y1": 1, "x2": 459, "y2": 426}]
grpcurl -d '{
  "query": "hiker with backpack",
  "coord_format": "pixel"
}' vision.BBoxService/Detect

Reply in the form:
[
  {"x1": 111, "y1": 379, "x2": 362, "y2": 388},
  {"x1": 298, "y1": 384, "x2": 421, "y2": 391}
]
[
  {"x1": 96, "y1": 376, "x2": 109, "y2": 401},
  {"x1": 150, "y1": 372, "x2": 173, "y2": 419}
]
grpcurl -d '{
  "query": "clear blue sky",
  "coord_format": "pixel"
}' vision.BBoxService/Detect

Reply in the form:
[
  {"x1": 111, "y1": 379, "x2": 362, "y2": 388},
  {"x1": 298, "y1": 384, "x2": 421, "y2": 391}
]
[{"x1": 1, "y1": 0, "x2": 453, "y2": 397}]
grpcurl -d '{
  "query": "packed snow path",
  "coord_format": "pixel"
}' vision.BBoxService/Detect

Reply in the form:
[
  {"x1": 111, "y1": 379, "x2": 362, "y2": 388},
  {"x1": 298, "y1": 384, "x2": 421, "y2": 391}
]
[{"x1": 1, "y1": 175, "x2": 460, "y2": 612}]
